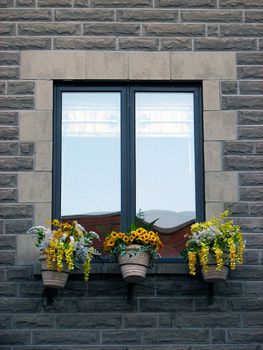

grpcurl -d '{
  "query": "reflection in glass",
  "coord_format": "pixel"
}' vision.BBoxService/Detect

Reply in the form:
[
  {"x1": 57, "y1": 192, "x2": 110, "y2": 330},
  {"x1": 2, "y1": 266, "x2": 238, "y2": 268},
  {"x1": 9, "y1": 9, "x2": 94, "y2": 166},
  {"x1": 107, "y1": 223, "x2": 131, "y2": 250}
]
[
  {"x1": 136, "y1": 92, "x2": 196, "y2": 256},
  {"x1": 61, "y1": 92, "x2": 121, "y2": 238}
]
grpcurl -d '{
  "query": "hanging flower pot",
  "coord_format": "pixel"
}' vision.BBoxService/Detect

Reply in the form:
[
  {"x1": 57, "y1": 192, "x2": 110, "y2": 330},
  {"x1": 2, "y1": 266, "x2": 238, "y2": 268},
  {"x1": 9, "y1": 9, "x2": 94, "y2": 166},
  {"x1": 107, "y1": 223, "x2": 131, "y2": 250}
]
[
  {"x1": 27, "y1": 220, "x2": 100, "y2": 288},
  {"x1": 201, "y1": 254, "x2": 229, "y2": 283},
  {"x1": 104, "y1": 223, "x2": 164, "y2": 284},
  {"x1": 39, "y1": 254, "x2": 69, "y2": 288},
  {"x1": 118, "y1": 244, "x2": 150, "y2": 283}
]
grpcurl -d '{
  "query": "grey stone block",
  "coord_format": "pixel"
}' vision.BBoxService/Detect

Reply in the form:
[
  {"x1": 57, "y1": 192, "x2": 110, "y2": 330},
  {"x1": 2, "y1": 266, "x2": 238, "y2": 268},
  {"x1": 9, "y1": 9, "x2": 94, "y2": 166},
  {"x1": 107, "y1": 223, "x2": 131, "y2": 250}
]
[
  {"x1": 33, "y1": 330, "x2": 100, "y2": 345},
  {"x1": 0, "y1": 37, "x2": 51, "y2": 50},
  {"x1": 123, "y1": 314, "x2": 157, "y2": 328},
  {"x1": 194, "y1": 298, "x2": 226, "y2": 312},
  {"x1": 0, "y1": 205, "x2": 33, "y2": 219},
  {"x1": 14, "y1": 314, "x2": 54, "y2": 329},
  {"x1": 160, "y1": 312, "x2": 240, "y2": 328},
  {"x1": 245, "y1": 10, "x2": 263, "y2": 23},
  {"x1": 18, "y1": 23, "x2": 81, "y2": 36},
  {"x1": 91, "y1": 0, "x2": 152, "y2": 6},
  {"x1": 0, "y1": 298, "x2": 41, "y2": 313},
  {"x1": 0, "y1": 315, "x2": 11, "y2": 329},
  {"x1": 211, "y1": 329, "x2": 226, "y2": 344},
  {"x1": 6, "y1": 266, "x2": 32, "y2": 281},
  {"x1": 19, "y1": 142, "x2": 34, "y2": 156},
  {"x1": 117, "y1": 9, "x2": 178, "y2": 22},
  {"x1": 0, "y1": 23, "x2": 16, "y2": 35},
  {"x1": 83, "y1": 23, "x2": 140, "y2": 36},
  {"x1": 243, "y1": 250, "x2": 261, "y2": 265},
  {"x1": 238, "y1": 111, "x2": 263, "y2": 125},
  {"x1": 0, "y1": 158, "x2": 33, "y2": 171},
  {"x1": 0, "y1": 67, "x2": 19, "y2": 80},
  {"x1": 224, "y1": 156, "x2": 263, "y2": 171},
  {"x1": 195, "y1": 38, "x2": 256, "y2": 50},
  {"x1": 0, "y1": 96, "x2": 34, "y2": 110},
  {"x1": 230, "y1": 265, "x2": 263, "y2": 281},
  {"x1": 237, "y1": 53, "x2": 263, "y2": 65},
  {"x1": 38, "y1": 0, "x2": 72, "y2": 6},
  {"x1": 221, "y1": 24, "x2": 263, "y2": 36},
  {"x1": 240, "y1": 81, "x2": 263, "y2": 95},
  {"x1": 221, "y1": 81, "x2": 238, "y2": 94},
  {"x1": 224, "y1": 202, "x2": 249, "y2": 216},
  {"x1": 0, "y1": 251, "x2": 15, "y2": 265},
  {"x1": 0, "y1": 112, "x2": 18, "y2": 126},
  {"x1": 16, "y1": 0, "x2": 35, "y2": 6},
  {"x1": 119, "y1": 38, "x2": 158, "y2": 50},
  {"x1": 220, "y1": 0, "x2": 263, "y2": 8},
  {"x1": 0, "y1": 174, "x2": 17, "y2": 188},
  {"x1": 19, "y1": 282, "x2": 44, "y2": 296},
  {"x1": 142, "y1": 329, "x2": 209, "y2": 344},
  {"x1": 0, "y1": 142, "x2": 18, "y2": 155},
  {"x1": 222, "y1": 96, "x2": 263, "y2": 110},
  {"x1": 228, "y1": 329, "x2": 263, "y2": 344},
  {"x1": 243, "y1": 312, "x2": 263, "y2": 327},
  {"x1": 207, "y1": 24, "x2": 219, "y2": 36},
  {"x1": 55, "y1": 9, "x2": 114, "y2": 21},
  {"x1": 0, "y1": 0, "x2": 14, "y2": 7},
  {"x1": 155, "y1": 0, "x2": 217, "y2": 7},
  {"x1": 245, "y1": 282, "x2": 263, "y2": 296},
  {"x1": 238, "y1": 126, "x2": 263, "y2": 139},
  {"x1": 214, "y1": 281, "x2": 243, "y2": 297},
  {"x1": 0, "y1": 282, "x2": 16, "y2": 297},
  {"x1": 160, "y1": 38, "x2": 192, "y2": 50},
  {"x1": 251, "y1": 203, "x2": 263, "y2": 216},
  {"x1": 0, "y1": 127, "x2": 18, "y2": 140},
  {"x1": 223, "y1": 141, "x2": 254, "y2": 155},
  {"x1": 56, "y1": 313, "x2": 122, "y2": 329},
  {"x1": 0, "y1": 331, "x2": 30, "y2": 345},
  {"x1": 0, "y1": 82, "x2": 5, "y2": 94},
  {"x1": 243, "y1": 233, "x2": 263, "y2": 249},
  {"x1": 7, "y1": 81, "x2": 35, "y2": 95},
  {"x1": 238, "y1": 66, "x2": 263, "y2": 79},
  {"x1": 140, "y1": 297, "x2": 193, "y2": 312},
  {"x1": 255, "y1": 143, "x2": 263, "y2": 154},
  {"x1": 239, "y1": 173, "x2": 263, "y2": 186},
  {"x1": 102, "y1": 330, "x2": 141, "y2": 344},
  {"x1": 143, "y1": 24, "x2": 205, "y2": 36},
  {"x1": 233, "y1": 217, "x2": 263, "y2": 232},
  {"x1": 5, "y1": 218, "x2": 33, "y2": 234},
  {"x1": 181, "y1": 10, "x2": 242, "y2": 22},
  {"x1": 54, "y1": 37, "x2": 116, "y2": 50},
  {"x1": 0, "y1": 236, "x2": 16, "y2": 250},
  {"x1": 0, "y1": 9, "x2": 51, "y2": 21},
  {"x1": 71, "y1": 298, "x2": 137, "y2": 312}
]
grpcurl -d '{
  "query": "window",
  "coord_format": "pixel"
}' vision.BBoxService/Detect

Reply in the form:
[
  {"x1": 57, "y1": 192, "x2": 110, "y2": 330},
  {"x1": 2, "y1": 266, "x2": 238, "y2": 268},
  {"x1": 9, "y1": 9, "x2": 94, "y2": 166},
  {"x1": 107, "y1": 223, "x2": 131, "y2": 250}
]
[{"x1": 53, "y1": 83, "x2": 204, "y2": 260}]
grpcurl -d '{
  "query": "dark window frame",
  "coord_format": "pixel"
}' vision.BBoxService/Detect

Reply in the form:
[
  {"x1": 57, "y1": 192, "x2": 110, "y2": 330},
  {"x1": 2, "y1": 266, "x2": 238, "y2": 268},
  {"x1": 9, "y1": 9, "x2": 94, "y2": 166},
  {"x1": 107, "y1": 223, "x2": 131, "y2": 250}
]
[{"x1": 53, "y1": 82, "x2": 204, "y2": 261}]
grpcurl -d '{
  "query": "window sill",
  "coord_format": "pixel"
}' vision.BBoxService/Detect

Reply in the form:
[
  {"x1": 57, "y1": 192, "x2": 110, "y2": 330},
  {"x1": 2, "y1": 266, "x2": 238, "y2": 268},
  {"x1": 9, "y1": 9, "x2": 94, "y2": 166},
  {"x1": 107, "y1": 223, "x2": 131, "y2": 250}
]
[{"x1": 33, "y1": 258, "x2": 189, "y2": 275}]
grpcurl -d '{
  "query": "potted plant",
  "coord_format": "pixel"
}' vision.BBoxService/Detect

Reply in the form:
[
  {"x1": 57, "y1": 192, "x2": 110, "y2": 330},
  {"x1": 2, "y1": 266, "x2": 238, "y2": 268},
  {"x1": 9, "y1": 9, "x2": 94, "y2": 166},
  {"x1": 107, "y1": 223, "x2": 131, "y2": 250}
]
[
  {"x1": 27, "y1": 219, "x2": 100, "y2": 288},
  {"x1": 104, "y1": 224, "x2": 163, "y2": 283},
  {"x1": 181, "y1": 210, "x2": 245, "y2": 282}
]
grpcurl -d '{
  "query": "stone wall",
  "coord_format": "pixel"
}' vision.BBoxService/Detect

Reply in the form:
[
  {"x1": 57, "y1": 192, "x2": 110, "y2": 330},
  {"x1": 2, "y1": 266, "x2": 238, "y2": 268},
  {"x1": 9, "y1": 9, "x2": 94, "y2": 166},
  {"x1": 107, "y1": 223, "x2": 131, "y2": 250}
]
[{"x1": 0, "y1": 0, "x2": 263, "y2": 349}]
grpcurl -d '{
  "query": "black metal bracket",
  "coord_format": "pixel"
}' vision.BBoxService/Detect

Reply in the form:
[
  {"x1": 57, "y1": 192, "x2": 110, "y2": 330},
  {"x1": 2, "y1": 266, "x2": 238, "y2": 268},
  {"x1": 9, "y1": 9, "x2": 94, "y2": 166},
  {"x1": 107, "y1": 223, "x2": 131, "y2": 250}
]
[
  {"x1": 207, "y1": 282, "x2": 214, "y2": 305},
  {"x1": 126, "y1": 283, "x2": 134, "y2": 304},
  {"x1": 42, "y1": 287, "x2": 58, "y2": 306}
]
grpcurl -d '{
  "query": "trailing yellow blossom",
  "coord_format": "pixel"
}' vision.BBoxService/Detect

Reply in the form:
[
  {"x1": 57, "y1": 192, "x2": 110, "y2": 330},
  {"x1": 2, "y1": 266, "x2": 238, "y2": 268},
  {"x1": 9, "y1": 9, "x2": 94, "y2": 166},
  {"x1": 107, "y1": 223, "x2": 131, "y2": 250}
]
[
  {"x1": 182, "y1": 210, "x2": 245, "y2": 277},
  {"x1": 27, "y1": 219, "x2": 100, "y2": 282},
  {"x1": 199, "y1": 245, "x2": 209, "y2": 273},
  {"x1": 188, "y1": 251, "x2": 197, "y2": 275},
  {"x1": 228, "y1": 237, "x2": 236, "y2": 270}
]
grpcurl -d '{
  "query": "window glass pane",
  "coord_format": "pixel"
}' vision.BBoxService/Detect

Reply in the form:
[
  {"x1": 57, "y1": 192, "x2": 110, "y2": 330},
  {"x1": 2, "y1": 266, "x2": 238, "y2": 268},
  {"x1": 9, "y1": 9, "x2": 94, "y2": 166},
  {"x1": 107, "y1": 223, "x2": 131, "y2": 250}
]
[
  {"x1": 61, "y1": 92, "x2": 121, "y2": 237},
  {"x1": 136, "y1": 92, "x2": 195, "y2": 257}
]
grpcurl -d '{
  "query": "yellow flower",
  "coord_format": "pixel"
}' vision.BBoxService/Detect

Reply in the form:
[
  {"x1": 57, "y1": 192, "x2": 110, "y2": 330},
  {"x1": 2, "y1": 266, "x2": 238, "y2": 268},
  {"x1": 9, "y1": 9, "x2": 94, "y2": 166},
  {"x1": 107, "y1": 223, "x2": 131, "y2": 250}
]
[{"x1": 188, "y1": 251, "x2": 197, "y2": 275}]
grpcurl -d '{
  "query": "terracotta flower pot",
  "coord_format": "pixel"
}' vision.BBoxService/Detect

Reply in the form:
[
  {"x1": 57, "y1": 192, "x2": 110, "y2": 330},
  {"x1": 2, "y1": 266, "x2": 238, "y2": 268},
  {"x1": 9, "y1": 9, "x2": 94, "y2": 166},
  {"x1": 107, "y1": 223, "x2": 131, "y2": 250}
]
[
  {"x1": 201, "y1": 254, "x2": 229, "y2": 283},
  {"x1": 118, "y1": 244, "x2": 150, "y2": 283},
  {"x1": 39, "y1": 255, "x2": 69, "y2": 288}
]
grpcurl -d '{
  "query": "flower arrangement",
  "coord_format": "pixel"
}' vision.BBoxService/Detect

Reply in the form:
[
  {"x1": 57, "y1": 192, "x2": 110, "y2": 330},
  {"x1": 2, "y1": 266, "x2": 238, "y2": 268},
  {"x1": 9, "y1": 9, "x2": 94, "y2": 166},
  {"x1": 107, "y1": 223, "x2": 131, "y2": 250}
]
[
  {"x1": 181, "y1": 210, "x2": 245, "y2": 276},
  {"x1": 27, "y1": 219, "x2": 100, "y2": 282},
  {"x1": 104, "y1": 227, "x2": 163, "y2": 266}
]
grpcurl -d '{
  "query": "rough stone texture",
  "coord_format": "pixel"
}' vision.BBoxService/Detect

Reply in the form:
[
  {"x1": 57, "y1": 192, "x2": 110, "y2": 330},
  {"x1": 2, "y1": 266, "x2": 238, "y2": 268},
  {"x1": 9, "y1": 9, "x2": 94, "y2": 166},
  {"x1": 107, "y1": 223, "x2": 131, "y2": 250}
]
[{"x1": 0, "y1": 1, "x2": 262, "y2": 349}]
